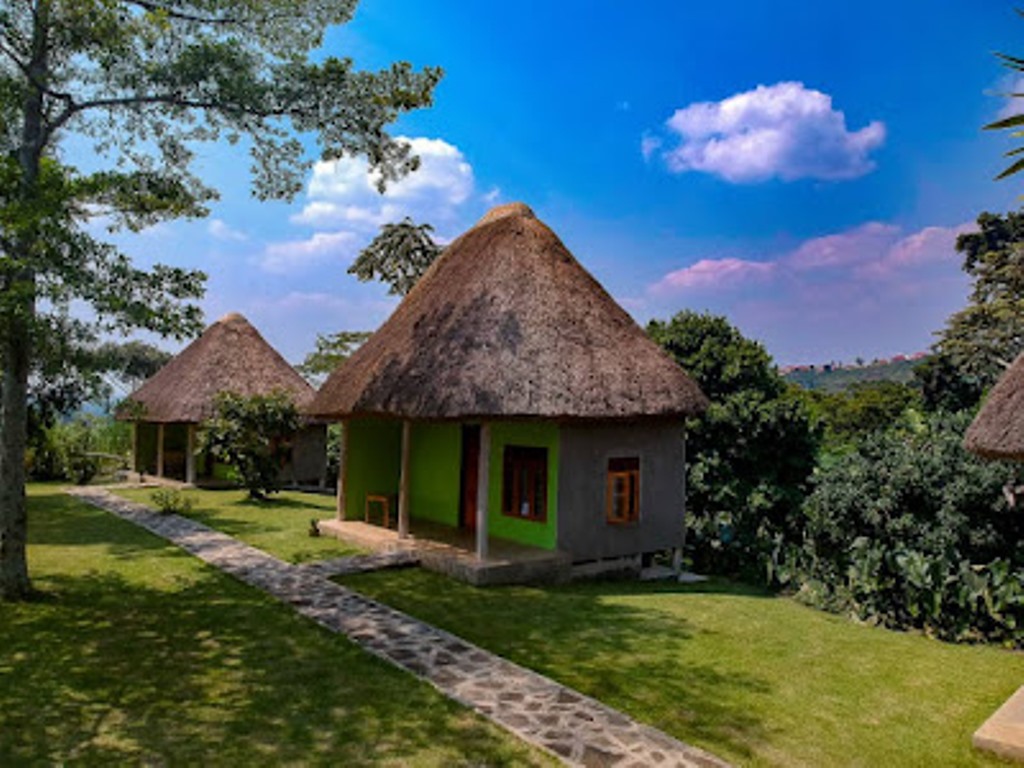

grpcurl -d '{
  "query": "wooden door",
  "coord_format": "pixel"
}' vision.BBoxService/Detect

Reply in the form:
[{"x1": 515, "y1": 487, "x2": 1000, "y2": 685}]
[{"x1": 459, "y1": 425, "x2": 481, "y2": 530}]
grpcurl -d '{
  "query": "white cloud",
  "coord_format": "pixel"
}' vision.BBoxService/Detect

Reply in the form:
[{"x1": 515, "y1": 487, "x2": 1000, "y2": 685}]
[
  {"x1": 208, "y1": 218, "x2": 248, "y2": 242},
  {"x1": 650, "y1": 82, "x2": 885, "y2": 183},
  {"x1": 260, "y1": 230, "x2": 357, "y2": 274},
  {"x1": 292, "y1": 136, "x2": 475, "y2": 229}
]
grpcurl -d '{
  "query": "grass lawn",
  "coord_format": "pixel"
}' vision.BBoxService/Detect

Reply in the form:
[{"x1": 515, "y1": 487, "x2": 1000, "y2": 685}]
[
  {"x1": 113, "y1": 486, "x2": 362, "y2": 564},
  {"x1": 340, "y1": 568, "x2": 1024, "y2": 767},
  {"x1": 0, "y1": 484, "x2": 550, "y2": 766}
]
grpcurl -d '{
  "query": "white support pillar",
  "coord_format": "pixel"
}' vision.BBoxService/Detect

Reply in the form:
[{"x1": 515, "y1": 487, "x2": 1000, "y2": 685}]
[
  {"x1": 398, "y1": 420, "x2": 411, "y2": 539},
  {"x1": 336, "y1": 421, "x2": 349, "y2": 521},
  {"x1": 156, "y1": 423, "x2": 165, "y2": 479},
  {"x1": 475, "y1": 423, "x2": 490, "y2": 562},
  {"x1": 185, "y1": 425, "x2": 196, "y2": 486}
]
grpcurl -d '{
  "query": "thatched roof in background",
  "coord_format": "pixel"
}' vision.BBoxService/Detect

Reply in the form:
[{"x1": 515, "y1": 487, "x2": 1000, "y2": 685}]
[
  {"x1": 965, "y1": 351, "x2": 1024, "y2": 460},
  {"x1": 119, "y1": 313, "x2": 314, "y2": 423},
  {"x1": 309, "y1": 202, "x2": 707, "y2": 421}
]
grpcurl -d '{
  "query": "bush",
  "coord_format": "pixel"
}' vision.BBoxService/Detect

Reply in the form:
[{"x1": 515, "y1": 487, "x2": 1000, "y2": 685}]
[
  {"x1": 199, "y1": 391, "x2": 301, "y2": 500},
  {"x1": 150, "y1": 488, "x2": 193, "y2": 516},
  {"x1": 25, "y1": 417, "x2": 104, "y2": 485},
  {"x1": 788, "y1": 412, "x2": 1024, "y2": 645}
]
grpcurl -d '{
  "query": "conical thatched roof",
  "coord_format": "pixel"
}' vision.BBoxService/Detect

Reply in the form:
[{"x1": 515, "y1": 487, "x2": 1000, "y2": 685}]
[
  {"x1": 309, "y1": 202, "x2": 707, "y2": 421},
  {"x1": 965, "y1": 351, "x2": 1024, "y2": 460},
  {"x1": 120, "y1": 312, "x2": 314, "y2": 423}
]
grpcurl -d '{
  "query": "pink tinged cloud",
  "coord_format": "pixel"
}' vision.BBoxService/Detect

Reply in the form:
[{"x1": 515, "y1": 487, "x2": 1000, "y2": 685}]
[
  {"x1": 651, "y1": 257, "x2": 775, "y2": 295},
  {"x1": 657, "y1": 82, "x2": 885, "y2": 183},
  {"x1": 645, "y1": 220, "x2": 974, "y2": 363}
]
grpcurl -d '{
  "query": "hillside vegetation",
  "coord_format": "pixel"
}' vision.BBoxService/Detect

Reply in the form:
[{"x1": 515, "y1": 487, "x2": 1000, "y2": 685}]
[{"x1": 783, "y1": 357, "x2": 919, "y2": 392}]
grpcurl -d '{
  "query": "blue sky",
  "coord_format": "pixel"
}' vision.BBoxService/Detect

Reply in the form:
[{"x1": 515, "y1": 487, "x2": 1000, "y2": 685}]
[{"x1": 98, "y1": 1, "x2": 1024, "y2": 366}]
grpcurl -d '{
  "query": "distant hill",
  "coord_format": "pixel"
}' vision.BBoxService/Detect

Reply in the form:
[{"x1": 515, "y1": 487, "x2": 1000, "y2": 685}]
[{"x1": 782, "y1": 355, "x2": 924, "y2": 392}]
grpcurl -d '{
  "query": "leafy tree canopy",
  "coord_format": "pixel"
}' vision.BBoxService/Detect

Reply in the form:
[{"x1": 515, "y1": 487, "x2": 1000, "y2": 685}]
[
  {"x1": 0, "y1": 0, "x2": 441, "y2": 599},
  {"x1": 933, "y1": 210, "x2": 1024, "y2": 389},
  {"x1": 199, "y1": 391, "x2": 301, "y2": 500},
  {"x1": 297, "y1": 330, "x2": 371, "y2": 383},
  {"x1": 795, "y1": 380, "x2": 923, "y2": 448},
  {"x1": 648, "y1": 311, "x2": 819, "y2": 581},
  {"x1": 348, "y1": 217, "x2": 442, "y2": 295}
]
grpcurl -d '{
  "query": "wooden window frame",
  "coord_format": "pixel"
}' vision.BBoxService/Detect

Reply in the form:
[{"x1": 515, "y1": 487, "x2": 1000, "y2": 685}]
[
  {"x1": 606, "y1": 457, "x2": 640, "y2": 525},
  {"x1": 502, "y1": 445, "x2": 548, "y2": 523}
]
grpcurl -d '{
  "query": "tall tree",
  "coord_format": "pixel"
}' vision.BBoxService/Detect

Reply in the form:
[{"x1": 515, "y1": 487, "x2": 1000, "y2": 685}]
[
  {"x1": 933, "y1": 210, "x2": 1024, "y2": 391},
  {"x1": 648, "y1": 311, "x2": 819, "y2": 582},
  {"x1": 0, "y1": 1, "x2": 441, "y2": 599},
  {"x1": 297, "y1": 330, "x2": 371, "y2": 384},
  {"x1": 348, "y1": 217, "x2": 442, "y2": 295}
]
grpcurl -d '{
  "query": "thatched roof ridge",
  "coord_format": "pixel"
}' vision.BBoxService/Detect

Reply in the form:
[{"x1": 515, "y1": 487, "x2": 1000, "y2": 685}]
[
  {"x1": 309, "y1": 202, "x2": 707, "y2": 421},
  {"x1": 965, "y1": 351, "x2": 1024, "y2": 460},
  {"x1": 120, "y1": 312, "x2": 314, "y2": 423}
]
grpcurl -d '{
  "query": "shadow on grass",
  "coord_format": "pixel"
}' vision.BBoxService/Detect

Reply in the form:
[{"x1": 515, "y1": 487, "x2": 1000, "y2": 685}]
[
  {"x1": 341, "y1": 568, "x2": 772, "y2": 762},
  {"x1": 1, "y1": 565, "x2": 542, "y2": 766}
]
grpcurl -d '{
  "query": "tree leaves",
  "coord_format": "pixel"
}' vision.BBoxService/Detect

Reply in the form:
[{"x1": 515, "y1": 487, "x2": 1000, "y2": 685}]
[{"x1": 348, "y1": 218, "x2": 442, "y2": 296}]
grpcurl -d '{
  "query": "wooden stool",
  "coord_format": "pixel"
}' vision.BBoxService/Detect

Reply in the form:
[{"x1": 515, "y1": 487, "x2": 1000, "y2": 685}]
[{"x1": 364, "y1": 493, "x2": 392, "y2": 528}]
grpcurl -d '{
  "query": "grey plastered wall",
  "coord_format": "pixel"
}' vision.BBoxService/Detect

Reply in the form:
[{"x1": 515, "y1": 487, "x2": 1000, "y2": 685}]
[
  {"x1": 288, "y1": 423, "x2": 328, "y2": 486},
  {"x1": 557, "y1": 421, "x2": 686, "y2": 562}
]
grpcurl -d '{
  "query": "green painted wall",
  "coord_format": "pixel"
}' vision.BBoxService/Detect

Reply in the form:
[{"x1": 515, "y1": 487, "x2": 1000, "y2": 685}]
[
  {"x1": 409, "y1": 422, "x2": 461, "y2": 526},
  {"x1": 344, "y1": 418, "x2": 402, "y2": 521},
  {"x1": 487, "y1": 422, "x2": 559, "y2": 550}
]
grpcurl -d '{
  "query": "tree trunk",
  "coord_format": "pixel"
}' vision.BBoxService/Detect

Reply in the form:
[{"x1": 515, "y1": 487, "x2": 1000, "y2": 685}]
[
  {"x1": 0, "y1": 318, "x2": 32, "y2": 600},
  {"x1": 1, "y1": 1, "x2": 47, "y2": 600}
]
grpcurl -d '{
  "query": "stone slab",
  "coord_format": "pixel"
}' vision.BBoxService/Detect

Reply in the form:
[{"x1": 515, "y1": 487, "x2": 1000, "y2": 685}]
[{"x1": 974, "y1": 686, "x2": 1024, "y2": 762}]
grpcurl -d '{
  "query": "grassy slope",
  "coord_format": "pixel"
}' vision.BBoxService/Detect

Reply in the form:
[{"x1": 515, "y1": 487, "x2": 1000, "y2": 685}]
[
  {"x1": 114, "y1": 486, "x2": 362, "y2": 563},
  {"x1": 341, "y1": 569, "x2": 1024, "y2": 768},
  {"x1": 0, "y1": 485, "x2": 548, "y2": 766}
]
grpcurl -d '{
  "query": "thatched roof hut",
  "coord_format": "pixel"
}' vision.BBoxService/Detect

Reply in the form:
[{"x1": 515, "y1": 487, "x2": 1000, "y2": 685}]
[
  {"x1": 121, "y1": 312, "x2": 314, "y2": 423},
  {"x1": 309, "y1": 202, "x2": 707, "y2": 421},
  {"x1": 965, "y1": 351, "x2": 1024, "y2": 460}
]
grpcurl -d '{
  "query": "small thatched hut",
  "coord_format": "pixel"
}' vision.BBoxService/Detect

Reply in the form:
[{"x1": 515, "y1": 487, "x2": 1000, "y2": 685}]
[
  {"x1": 308, "y1": 202, "x2": 707, "y2": 572},
  {"x1": 965, "y1": 351, "x2": 1024, "y2": 460},
  {"x1": 119, "y1": 312, "x2": 326, "y2": 486}
]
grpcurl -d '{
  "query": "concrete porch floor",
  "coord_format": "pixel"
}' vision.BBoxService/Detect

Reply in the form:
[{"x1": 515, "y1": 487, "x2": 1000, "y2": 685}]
[{"x1": 317, "y1": 517, "x2": 571, "y2": 586}]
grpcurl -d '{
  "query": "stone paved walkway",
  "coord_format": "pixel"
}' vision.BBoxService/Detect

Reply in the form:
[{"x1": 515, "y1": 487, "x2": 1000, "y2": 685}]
[{"x1": 68, "y1": 487, "x2": 729, "y2": 768}]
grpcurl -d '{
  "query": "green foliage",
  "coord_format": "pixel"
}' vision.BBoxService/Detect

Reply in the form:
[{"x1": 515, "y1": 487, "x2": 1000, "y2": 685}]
[
  {"x1": 24, "y1": 417, "x2": 108, "y2": 485},
  {"x1": 199, "y1": 392, "x2": 301, "y2": 500},
  {"x1": 783, "y1": 358, "x2": 917, "y2": 392},
  {"x1": 934, "y1": 210, "x2": 1024, "y2": 389},
  {"x1": 297, "y1": 331, "x2": 371, "y2": 382},
  {"x1": 912, "y1": 352, "x2": 985, "y2": 413},
  {"x1": 795, "y1": 380, "x2": 922, "y2": 448},
  {"x1": 985, "y1": 26, "x2": 1024, "y2": 179},
  {"x1": 149, "y1": 488, "x2": 194, "y2": 516},
  {"x1": 792, "y1": 412, "x2": 1024, "y2": 644},
  {"x1": 648, "y1": 311, "x2": 820, "y2": 581},
  {"x1": 348, "y1": 217, "x2": 442, "y2": 295}
]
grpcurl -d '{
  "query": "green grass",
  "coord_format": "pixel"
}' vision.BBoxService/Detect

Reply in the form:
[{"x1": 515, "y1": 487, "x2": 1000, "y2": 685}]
[
  {"x1": 340, "y1": 568, "x2": 1024, "y2": 767},
  {"x1": 114, "y1": 486, "x2": 363, "y2": 564},
  {"x1": 0, "y1": 485, "x2": 549, "y2": 766}
]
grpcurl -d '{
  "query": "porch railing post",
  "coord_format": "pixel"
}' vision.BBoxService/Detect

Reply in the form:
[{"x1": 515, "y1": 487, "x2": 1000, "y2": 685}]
[
  {"x1": 336, "y1": 420, "x2": 349, "y2": 521},
  {"x1": 156, "y1": 423, "x2": 165, "y2": 479},
  {"x1": 398, "y1": 420, "x2": 411, "y2": 539},
  {"x1": 476, "y1": 422, "x2": 490, "y2": 561}
]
